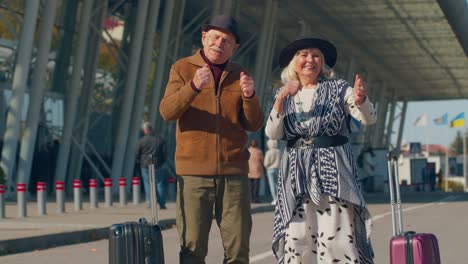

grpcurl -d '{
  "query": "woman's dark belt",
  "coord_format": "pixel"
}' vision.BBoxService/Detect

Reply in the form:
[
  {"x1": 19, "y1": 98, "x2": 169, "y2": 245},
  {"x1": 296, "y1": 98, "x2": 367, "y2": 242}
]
[{"x1": 287, "y1": 135, "x2": 348, "y2": 149}]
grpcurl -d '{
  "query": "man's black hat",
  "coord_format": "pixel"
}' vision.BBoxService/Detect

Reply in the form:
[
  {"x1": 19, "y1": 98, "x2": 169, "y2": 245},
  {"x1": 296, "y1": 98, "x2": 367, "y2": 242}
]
[
  {"x1": 202, "y1": 14, "x2": 240, "y2": 43},
  {"x1": 278, "y1": 38, "x2": 337, "y2": 68}
]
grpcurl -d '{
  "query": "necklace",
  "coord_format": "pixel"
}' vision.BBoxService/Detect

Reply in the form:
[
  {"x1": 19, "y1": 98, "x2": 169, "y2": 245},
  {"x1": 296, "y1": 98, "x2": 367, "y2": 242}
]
[{"x1": 295, "y1": 89, "x2": 316, "y2": 123}]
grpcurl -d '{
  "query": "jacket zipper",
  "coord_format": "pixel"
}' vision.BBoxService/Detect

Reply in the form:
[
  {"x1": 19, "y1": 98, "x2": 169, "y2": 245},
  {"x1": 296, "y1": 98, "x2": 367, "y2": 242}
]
[
  {"x1": 217, "y1": 68, "x2": 229, "y2": 175},
  {"x1": 216, "y1": 93, "x2": 220, "y2": 174}
]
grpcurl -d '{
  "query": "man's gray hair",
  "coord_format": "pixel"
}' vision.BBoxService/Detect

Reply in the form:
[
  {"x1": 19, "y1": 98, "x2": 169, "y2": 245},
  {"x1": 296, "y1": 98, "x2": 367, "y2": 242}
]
[{"x1": 142, "y1": 121, "x2": 153, "y2": 131}]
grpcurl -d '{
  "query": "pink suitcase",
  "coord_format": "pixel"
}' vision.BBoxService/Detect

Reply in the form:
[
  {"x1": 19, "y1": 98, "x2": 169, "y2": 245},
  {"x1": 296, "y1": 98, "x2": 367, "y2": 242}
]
[{"x1": 387, "y1": 154, "x2": 441, "y2": 264}]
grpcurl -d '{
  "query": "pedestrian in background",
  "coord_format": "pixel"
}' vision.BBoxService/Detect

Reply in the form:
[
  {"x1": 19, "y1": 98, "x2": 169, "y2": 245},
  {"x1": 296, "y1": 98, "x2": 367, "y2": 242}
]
[
  {"x1": 248, "y1": 139, "x2": 264, "y2": 203},
  {"x1": 357, "y1": 145, "x2": 376, "y2": 193},
  {"x1": 136, "y1": 122, "x2": 167, "y2": 209},
  {"x1": 265, "y1": 37, "x2": 376, "y2": 263},
  {"x1": 264, "y1": 139, "x2": 281, "y2": 205},
  {"x1": 159, "y1": 14, "x2": 264, "y2": 264}
]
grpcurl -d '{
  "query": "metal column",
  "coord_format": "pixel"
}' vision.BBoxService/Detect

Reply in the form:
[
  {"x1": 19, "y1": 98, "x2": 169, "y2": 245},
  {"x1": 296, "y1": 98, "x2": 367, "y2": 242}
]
[
  {"x1": 50, "y1": 0, "x2": 79, "y2": 94},
  {"x1": 171, "y1": 0, "x2": 186, "y2": 61},
  {"x1": 110, "y1": 0, "x2": 149, "y2": 190},
  {"x1": 346, "y1": 58, "x2": 356, "y2": 85},
  {"x1": 149, "y1": 0, "x2": 176, "y2": 127},
  {"x1": 385, "y1": 89, "x2": 397, "y2": 147},
  {"x1": 395, "y1": 101, "x2": 408, "y2": 155},
  {"x1": 372, "y1": 83, "x2": 389, "y2": 147},
  {"x1": 1, "y1": 1, "x2": 40, "y2": 196},
  {"x1": 68, "y1": 1, "x2": 107, "y2": 185},
  {"x1": 122, "y1": 0, "x2": 161, "y2": 181},
  {"x1": 17, "y1": 0, "x2": 58, "y2": 190},
  {"x1": 364, "y1": 80, "x2": 382, "y2": 146},
  {"x1": 260, "y1": 24, "x2": 277, "y2": 107},
  {"x1": 54, "y1": 0, "x2": 95, "y2": 184},
  {"x1": 212, "y1": 0, "x2": 234, "y2": 16},
  {"x1": 254, "y1": 0, "x2": 276, "y2": 105}
]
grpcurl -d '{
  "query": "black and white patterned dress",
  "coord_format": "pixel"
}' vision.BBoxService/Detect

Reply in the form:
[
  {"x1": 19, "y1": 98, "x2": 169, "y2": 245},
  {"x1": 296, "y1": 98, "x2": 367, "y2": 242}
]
[{"x1": 266, "y1": 79, "x2": 375, "y2": 264}]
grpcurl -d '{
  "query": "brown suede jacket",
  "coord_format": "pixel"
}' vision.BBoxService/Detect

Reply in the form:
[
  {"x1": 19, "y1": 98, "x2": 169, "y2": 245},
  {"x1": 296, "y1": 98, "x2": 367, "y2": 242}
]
[{"x1": 159, "y1": 51, "x2": 264, "y2": 176}]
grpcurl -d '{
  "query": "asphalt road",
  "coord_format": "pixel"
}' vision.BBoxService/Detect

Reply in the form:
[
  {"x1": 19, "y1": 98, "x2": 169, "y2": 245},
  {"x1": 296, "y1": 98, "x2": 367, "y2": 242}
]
[{"x1": 1, "y1": 193, "x2": 468, "y2": 263}]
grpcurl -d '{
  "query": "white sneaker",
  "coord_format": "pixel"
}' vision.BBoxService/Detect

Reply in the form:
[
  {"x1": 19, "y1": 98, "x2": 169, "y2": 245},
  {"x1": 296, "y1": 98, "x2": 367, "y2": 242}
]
[{"x1": 270, "y1": 200, "x2": 277, "y2": 205}]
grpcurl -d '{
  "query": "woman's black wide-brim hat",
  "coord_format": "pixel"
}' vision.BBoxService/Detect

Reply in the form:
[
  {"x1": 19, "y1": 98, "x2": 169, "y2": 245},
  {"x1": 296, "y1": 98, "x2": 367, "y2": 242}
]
[{"x1": 278, "y1": 38, "x2": 337, "y2": 68}]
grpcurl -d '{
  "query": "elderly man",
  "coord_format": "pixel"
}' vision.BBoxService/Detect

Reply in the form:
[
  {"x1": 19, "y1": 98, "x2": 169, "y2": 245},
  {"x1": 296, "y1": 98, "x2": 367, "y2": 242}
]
[{"x1": 159, "y1": 14, "x2": 264, "y2": 264}]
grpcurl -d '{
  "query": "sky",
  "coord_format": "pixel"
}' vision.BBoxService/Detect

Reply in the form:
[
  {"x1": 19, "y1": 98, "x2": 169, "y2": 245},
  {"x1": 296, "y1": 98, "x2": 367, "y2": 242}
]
[{"x1": 397, "y1": 99, "x2": 468, "y2": 147}]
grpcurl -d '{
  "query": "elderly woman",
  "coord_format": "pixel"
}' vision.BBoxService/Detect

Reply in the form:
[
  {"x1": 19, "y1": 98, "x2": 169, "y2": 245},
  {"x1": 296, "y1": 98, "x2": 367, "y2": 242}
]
[{"x1": 266, "y1": 38, "x2": 376, "y2": 264}]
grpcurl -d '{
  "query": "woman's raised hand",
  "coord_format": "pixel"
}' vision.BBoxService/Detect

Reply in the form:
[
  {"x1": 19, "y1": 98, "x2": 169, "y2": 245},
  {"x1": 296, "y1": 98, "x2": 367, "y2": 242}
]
[{"x1": 353, "y1": 74, "x2": 367, "y2": 106}]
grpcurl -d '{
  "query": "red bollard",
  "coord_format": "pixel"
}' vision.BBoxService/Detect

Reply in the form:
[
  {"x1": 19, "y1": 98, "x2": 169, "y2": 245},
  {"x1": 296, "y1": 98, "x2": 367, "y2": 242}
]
[
  {"x1": 17, "y1": 183, "x2": 27, "y2": 218},
  {"x1": 132, "y1": 177, "x2": 141, "y2": 204},
  {"x1": 36, "y1": 182, "x2": 46, "y2": 215},
  {"x1": 168, "y1": 175, "x2": 176, "y2": 201},
  {"x1": 89, "y1": 179, "x2": 98, "y2": 209},
  {"x1": 0, "y1": 184, "x2": 5, "y2": 219},
  {"x1": 104, "y1": 178, "x2": 112, "y2": 207},
  {"x1": 73, "y1": 179, "x2": 82, "y2": 211},
  {"x1": 56, "y1": 181, "x2": 65, "y2": 213},
  {"x1": 119, "y1": 177, "x2": 127, "y2": 207}
]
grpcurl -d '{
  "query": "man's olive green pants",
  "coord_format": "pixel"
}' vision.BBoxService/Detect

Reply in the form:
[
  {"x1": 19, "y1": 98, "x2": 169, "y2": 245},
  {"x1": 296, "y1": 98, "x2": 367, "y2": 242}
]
[{"x1": 176, "y1": 175, "x2": 252, "y2": 264}]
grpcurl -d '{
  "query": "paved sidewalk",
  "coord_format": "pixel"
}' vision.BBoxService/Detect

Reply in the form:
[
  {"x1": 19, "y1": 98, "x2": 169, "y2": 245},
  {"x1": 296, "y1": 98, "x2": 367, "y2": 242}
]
[
  {"x1": 1, "y1": 191, "x2": 459, "y2": 256},
  {"x1": 0, "y1": 199, "x2": 274, "y2": 256}
]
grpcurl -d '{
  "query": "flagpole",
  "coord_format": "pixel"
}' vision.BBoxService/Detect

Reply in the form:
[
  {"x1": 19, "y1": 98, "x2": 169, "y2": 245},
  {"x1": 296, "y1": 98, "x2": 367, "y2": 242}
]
[
  {"x1": 445, "y1": 144, "x2": 449, "y2": 192},
  {"x1": 463, "y1": 128, "x2": 467, "y2": 192},
  {"x1": 425, "y1": 131, "x2": 429, "y2": 157}
]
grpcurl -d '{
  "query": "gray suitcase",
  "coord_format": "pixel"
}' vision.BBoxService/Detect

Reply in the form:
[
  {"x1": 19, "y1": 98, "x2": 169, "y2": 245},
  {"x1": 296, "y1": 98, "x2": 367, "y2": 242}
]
[{"x1": 109, "y1": 156, "x2": 165, "y2": 264}]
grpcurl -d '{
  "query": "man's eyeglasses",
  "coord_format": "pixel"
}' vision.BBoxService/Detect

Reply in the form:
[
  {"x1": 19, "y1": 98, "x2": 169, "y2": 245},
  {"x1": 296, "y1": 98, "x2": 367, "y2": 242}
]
[{"x1": 206, "y1": 34, "x2": 235, "y2": 47}]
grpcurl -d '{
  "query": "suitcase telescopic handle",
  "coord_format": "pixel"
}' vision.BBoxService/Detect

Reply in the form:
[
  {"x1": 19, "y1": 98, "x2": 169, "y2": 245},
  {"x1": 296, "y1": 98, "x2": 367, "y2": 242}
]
[
  {"x1": 387, "y1": 151, "x2": 404, "y2": 236},
  {"x1": 148, "y1": 154, "x2": 159, "y2": 225}
]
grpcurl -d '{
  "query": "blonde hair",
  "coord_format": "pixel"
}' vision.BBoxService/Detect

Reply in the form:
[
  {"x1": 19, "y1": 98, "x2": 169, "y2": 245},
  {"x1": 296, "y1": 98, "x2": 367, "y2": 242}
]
[{"x1": 280, "y1": 48, "x2": 335, "y2": 84}]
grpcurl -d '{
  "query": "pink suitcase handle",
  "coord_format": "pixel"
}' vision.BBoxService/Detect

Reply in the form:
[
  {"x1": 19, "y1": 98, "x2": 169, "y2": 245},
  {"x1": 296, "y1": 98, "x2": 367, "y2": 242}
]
[{"x1": 387, "y1": 152, "x2": 404, "y2": 236}]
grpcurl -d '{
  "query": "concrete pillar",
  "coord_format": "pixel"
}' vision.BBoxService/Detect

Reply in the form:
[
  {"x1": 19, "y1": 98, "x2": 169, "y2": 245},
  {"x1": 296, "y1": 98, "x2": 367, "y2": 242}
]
[
  {"x1": 54, "y1": 0, "x2": 95, "y2": 186},
  {"x1": 122, "y1": 0, "x2": 161, "y2": 182},
  {"x1": 149, "y1": 0, "x2": 176, "y2": 128},
  {"x1": 110, "y1": 0, "x2": 149, "y2": 191},
  {"x1": 17, "y1": 0, "x2": 58, "y2": 191},
  {"x1": 1, "y1": 1, "x2": 40, "y2": 197}
]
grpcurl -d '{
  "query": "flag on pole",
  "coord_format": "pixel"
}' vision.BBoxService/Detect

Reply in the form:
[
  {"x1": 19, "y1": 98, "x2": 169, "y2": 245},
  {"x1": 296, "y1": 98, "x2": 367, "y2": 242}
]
[
  {"x1": 413, "y1": 113, "x2": 428, "y2": 127},
  {"x1": 433, "y1": 113, "x2": 448, "y2": 126},
  {"x1": 450, "y1": 112, "x2": 465, "y2": 128}
]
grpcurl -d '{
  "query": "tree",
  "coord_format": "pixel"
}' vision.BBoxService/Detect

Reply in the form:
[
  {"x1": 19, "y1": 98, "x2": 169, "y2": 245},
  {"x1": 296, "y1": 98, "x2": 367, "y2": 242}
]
[{"x1": 449, "y1": 130, "x2": 468, "y2": 155}]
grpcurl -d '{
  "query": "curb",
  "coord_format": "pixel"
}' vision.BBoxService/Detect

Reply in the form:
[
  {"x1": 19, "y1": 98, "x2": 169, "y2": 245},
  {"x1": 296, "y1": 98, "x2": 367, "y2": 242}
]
[{"x1": 0, "y1": 206, "x2": 275, "y2": 256}]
